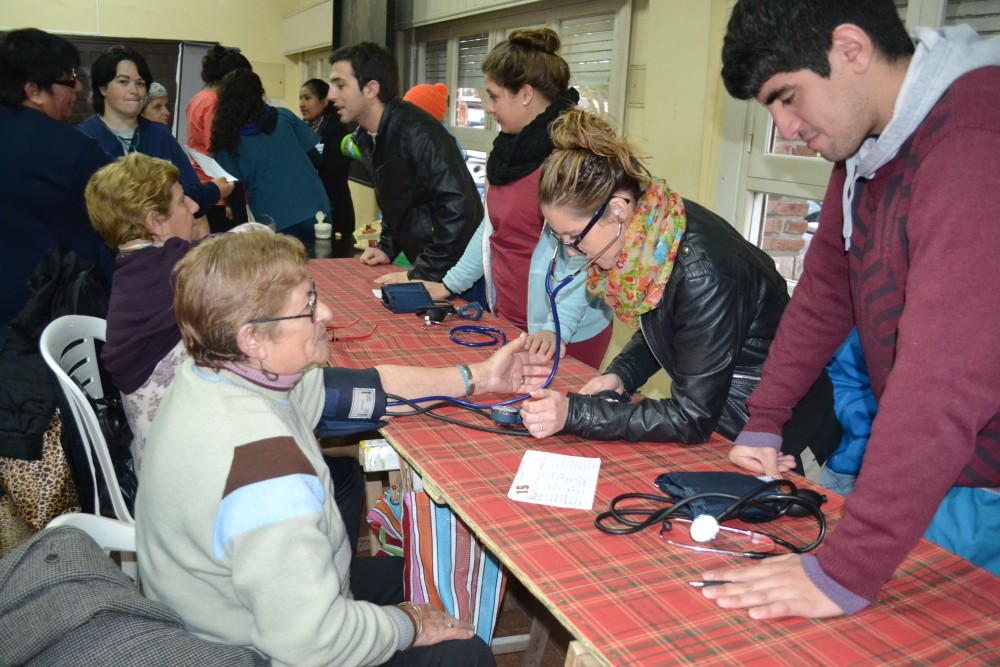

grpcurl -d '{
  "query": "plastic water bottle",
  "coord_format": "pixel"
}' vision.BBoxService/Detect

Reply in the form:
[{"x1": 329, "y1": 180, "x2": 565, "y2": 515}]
[{"x1": 340, "y1": 135, "x2": 362, "y2": 161}]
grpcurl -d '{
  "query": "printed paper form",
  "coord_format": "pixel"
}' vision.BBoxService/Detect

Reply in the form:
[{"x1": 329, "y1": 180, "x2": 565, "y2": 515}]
[
  {"x1": 183, "y1": 146, "x2": 238, "y2": 182},
  {"x1": 508, "y1": 450, "x2": 601, "y2": 511}
]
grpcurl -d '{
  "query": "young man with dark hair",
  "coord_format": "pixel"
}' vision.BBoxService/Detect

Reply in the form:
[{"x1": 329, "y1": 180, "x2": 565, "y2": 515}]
[
  {"x1": 327, "y1": 42, "x2": 482, "y2": 284},
  {"x1": 0, "y1": 28, "x2": 112, "y2": 335},
  {"x1": 704, "y1": 0, "x2": 1000, "y2": 619}
]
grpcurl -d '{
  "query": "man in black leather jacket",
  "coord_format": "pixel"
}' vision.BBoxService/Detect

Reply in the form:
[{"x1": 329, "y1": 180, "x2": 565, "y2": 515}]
[{"x1": 327, "y1": 42, "x2": 481, "y2": 282}]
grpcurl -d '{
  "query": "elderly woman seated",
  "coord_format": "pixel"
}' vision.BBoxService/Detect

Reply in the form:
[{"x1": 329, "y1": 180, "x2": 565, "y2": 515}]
[
  {"x1": 135, "y1": 230, "x2": 540, "y2": 666},
  {"x1": 86, "y1": 152, "x2": 204, "y2": 475}
]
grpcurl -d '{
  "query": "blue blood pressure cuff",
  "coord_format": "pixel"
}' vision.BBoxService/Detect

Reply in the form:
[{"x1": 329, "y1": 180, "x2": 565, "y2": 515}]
[
  {"x1": 316, "y1": 367, "x2": 388, "y2": 438},
  {"x1": 654, "y1": 471, "x2": 776, "y2": 521},
  {"x1": 381, "y1": 282, "x2": 433, "y2": 313}
]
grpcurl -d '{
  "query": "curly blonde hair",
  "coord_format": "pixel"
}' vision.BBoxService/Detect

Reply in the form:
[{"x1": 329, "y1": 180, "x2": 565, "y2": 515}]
[
  {"x1": 85, "y1": 153, "x2": 179, "y2": 249},
  {"x1": 539, "y1": 108, "x2": 650, "y2": 217}
]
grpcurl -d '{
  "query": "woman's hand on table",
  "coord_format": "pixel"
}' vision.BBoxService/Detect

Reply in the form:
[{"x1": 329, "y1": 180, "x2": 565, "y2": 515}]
[
  {"x1": 373, "y1": 270, "x2": 410, "y2": 286},
  {"x1": 360, "y1": 247, "x2": 390, "y2": 266},
  {"x1": 699, "y1": 554, "x2": 845, "y2": 619},
  {"x1": 523, "y1": 331, "x2": 566, "y2": 359},
  {"x1": 520, "y1": 388, "x2": 569, "y2": 438},
  {"x1": 470, "y1": 334, "x2": 552, "y2": 394},
  {"x1": 729, "y1": 444, "x2": 796, "y2": 478},
  {"x1": 418, "y1": 280, "x2": 451, "y2": 301}
]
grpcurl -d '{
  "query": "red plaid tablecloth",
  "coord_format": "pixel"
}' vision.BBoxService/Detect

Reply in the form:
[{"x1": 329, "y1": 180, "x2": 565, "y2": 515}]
[{"x1": 311, "y1": 258, "x2": 1000, "y2": 666}]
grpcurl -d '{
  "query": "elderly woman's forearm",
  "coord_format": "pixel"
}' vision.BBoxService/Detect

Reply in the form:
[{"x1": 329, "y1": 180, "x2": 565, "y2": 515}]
[{"x1": 376, "y1": 365, "x2": 466, "y2": 405}]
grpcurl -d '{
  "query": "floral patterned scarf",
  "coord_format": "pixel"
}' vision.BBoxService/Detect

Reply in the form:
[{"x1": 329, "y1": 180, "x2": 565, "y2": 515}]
[{"x1": 586, "y1": 178, "x2": 687, "y2": 328}]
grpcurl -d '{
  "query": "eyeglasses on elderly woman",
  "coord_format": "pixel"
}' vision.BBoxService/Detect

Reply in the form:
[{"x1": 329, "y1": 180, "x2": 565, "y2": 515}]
[{"x1": 248, "y1": 278, "x2": 317, "y2": 324}]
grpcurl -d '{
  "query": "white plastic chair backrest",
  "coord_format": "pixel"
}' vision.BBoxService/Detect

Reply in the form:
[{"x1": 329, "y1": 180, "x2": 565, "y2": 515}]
[
  {"x1": 39, "y1": 315, "x2": 134, "y2": 523},
  {"x1": 47, "y1": 512, "x2": 139, "y2": 584},
  {"x1": 47, "y1": 512, "x2": 136, "y2": 552}
]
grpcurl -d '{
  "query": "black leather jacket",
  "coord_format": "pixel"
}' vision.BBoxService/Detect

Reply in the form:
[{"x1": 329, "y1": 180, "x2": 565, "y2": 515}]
[
  {"x1": 562, "y1": 199, "x2": 790, "y2": 444},
  {"x1": 353, "y1": 99, "x2": 482, "y2": 281}
]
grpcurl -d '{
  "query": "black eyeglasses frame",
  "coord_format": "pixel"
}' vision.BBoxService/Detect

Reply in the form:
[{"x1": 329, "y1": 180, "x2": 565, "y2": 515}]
[{"x1": 248, "y1": 278, "x2": 317, "y2": 325}]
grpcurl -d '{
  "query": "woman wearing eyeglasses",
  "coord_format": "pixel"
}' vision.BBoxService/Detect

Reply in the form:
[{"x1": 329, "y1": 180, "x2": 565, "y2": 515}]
[
  {"x1": 135, "y1": 230, "x2": 536, "y2": 666},
  {"x1": 519, "y1": 109, "x2": 840, "y2": 471}
]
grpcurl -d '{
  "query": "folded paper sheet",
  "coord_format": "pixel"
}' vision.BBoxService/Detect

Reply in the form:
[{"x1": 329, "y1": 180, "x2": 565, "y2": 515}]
[{"x1": 508, "y1": 450, "x2": 600, "y2": 510}]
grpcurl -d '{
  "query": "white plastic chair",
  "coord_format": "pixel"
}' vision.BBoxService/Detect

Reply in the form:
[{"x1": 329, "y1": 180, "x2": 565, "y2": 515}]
[
  {"x1": 39, "y1": 315, "x2": 134, "y2": 524},
  {"x1": 47, "y1": 512, "x2": 138, "y2": 583},
  {"x1": 47, "y1": 512, "x2": 136, "y2": 552}
]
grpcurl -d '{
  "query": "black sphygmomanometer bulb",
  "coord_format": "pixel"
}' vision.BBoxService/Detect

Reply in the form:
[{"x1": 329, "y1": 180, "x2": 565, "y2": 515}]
[
  {"x1": 784, "y1": 488, "x2": 827, "y2": 518},
  {"x1": 423, "y1": 307, "x2": 452, "y2": 324}
]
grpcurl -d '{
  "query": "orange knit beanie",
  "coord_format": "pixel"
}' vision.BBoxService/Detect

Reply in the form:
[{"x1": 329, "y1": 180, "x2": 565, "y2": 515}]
[{"x1": 403, "y1": 82, "x2": 448, "y2": 121}]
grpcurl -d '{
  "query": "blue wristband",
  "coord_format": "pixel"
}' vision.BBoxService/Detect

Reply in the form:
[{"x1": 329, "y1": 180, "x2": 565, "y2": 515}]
[{"x1": 457, "y1": 364, "x2": 473, "y2": 397}]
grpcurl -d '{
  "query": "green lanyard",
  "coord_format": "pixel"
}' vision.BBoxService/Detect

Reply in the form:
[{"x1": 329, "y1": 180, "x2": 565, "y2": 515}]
[{"x1": 114, "y1": 126, "x2": 141, "y2": 155}]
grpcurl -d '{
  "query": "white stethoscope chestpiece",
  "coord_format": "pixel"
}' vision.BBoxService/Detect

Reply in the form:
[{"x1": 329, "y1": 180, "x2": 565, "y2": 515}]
[{"x1": 689, "y1": 514, "x2": 721, "y2": 544}]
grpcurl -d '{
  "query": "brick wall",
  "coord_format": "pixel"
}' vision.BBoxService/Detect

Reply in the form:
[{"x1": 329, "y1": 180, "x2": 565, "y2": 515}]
[{"x1": 762, "y1": 195, "x2": 810, "y2": 281}]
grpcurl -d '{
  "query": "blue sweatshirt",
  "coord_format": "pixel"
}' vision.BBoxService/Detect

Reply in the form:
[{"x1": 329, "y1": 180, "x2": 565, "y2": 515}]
[{"x1": 77, "y1": 115, "x2": 220, "y2": 217}]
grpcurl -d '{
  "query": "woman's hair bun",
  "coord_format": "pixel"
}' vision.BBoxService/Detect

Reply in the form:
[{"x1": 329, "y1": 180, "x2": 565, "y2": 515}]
[{"x1": 508, "y1": 27, "x2": 560, "y2": 55}]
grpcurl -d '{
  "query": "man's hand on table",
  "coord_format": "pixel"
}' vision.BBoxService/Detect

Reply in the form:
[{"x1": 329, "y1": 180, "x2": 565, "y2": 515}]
[
  {"x1": 729, "y1": 444, "x2": 797, "y2": 478},
  {"x1": 373, "y1": 270, "x2": 410, "y2": 286},
  {"x1": 360, "y1": 247, "x2": 390, "y2": 266},
  {"x1": 523, "y1": 331, "x2": 565, "y2": 359},
  {"x1": 700, "y1": 554, "x2": 845, "y2": 619}
]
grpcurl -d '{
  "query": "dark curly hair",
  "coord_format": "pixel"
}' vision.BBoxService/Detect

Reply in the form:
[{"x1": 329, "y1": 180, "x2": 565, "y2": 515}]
[
  {"x1": 210, "y1": 69, "x2": 265, "y2": 155},
  {"x1": 722, "y1": 0, "x2": 913, "y2": 100},
  {"x1": 200, "y1": 44, "x2": 252, "y2": 86}
]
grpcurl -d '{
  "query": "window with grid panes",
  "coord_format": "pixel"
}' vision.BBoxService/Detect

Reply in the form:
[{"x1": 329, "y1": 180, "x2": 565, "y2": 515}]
[
  {"x1": 561, "y1": 14, "x2": 615, "y2": 117},
  {"x1": 455, "y1": 33, "x2": 489, "y2": 129},
  {"x1": 410, "y1": 0, "x2": 629, "y2": 154}
]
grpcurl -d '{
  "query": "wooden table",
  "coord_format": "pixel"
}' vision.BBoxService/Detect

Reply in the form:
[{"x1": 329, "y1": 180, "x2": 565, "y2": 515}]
[{"x1": 312, "y1": 258, "x2": 1000, "y2": 666}]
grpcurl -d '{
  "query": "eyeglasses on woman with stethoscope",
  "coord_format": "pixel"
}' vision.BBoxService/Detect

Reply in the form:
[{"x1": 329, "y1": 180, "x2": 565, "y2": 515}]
[{"x1": 546, "y1": 195, "x2": 630, "y2": 260}]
